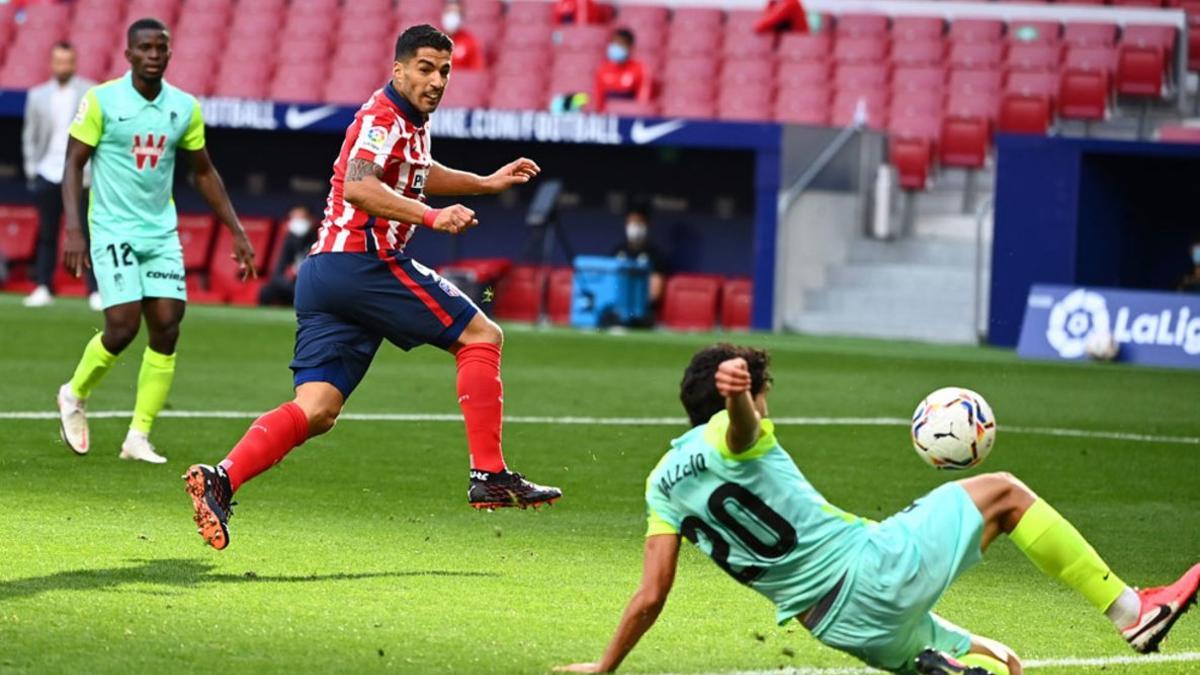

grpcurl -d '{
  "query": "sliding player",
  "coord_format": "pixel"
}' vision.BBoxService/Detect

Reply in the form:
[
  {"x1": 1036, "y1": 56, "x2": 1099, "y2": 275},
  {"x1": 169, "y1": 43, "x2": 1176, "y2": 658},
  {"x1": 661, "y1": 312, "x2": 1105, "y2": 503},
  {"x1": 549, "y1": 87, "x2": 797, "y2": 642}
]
[{"x1": 557, "y1": 344, "x2": 1198, "y2": 673}]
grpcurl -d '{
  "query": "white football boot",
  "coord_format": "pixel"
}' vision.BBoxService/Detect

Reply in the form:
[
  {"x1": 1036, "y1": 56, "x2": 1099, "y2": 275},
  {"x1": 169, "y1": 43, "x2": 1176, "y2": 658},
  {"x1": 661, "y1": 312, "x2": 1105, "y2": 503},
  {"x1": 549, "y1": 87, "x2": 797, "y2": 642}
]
[
  {"x1": 23, "y1": 285, "x2": 53, "y2": 307},
  {"x1": 57, "y1": 383, "x2": 89, "y2": 455},
  {"x1": 120, "y1": 429, "x2": 168, "y2": 464},
  {"x1": 88, "y1": 292, "x2": 103, "y2": 311}
]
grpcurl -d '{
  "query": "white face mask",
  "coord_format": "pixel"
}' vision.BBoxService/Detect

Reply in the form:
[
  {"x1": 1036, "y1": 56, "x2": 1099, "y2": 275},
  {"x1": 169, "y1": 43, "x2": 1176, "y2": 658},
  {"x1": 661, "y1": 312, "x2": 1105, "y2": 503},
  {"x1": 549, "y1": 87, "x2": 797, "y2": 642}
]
[
  {"x1": 287, "y1": 217, "x2": 312, "y2": 237},
  {"x1": 442, "y1": 11, "x2": 462, "y2": 34},
  {"x1": 625, "y1": 222, "x2": 647, "y2": 245}
]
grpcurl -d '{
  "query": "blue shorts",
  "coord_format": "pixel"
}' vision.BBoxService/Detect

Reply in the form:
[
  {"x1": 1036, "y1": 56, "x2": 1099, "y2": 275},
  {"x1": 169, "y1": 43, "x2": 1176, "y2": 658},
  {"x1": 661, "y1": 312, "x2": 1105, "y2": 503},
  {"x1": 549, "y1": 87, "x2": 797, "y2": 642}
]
[
  {"x1": 290, "y1": 251, "x2": 478, "y2": 398},
  {"x1": 813, "y1": 483, "x2": 985, "y2": 673}
]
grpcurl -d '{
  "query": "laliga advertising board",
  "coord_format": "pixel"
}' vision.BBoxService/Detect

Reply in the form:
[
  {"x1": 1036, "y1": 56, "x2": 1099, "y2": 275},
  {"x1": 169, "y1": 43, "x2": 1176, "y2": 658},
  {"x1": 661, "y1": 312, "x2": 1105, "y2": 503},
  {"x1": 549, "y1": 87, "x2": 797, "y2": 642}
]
[{"x1": 1017, "y1": 285, "x2": 1200, "y2": 369}]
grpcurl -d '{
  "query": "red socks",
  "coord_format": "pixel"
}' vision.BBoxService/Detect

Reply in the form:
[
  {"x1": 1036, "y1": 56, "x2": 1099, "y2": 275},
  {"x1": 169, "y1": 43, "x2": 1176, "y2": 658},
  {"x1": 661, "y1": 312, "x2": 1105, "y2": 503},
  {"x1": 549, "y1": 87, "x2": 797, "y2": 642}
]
[
  {"x1": 455, "y1": 343, "x2": 506, "y2": 473},
  {"x1": 220, "y1": 402, "x2": 310, "y2": 493}
]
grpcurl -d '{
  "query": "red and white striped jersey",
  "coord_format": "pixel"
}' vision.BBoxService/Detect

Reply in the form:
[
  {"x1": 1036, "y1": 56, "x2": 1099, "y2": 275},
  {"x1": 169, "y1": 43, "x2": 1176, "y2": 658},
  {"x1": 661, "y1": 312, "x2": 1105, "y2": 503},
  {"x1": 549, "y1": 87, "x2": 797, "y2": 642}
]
[{"x1": 312, "y1": 82, "x2": 432, "y2": 255}]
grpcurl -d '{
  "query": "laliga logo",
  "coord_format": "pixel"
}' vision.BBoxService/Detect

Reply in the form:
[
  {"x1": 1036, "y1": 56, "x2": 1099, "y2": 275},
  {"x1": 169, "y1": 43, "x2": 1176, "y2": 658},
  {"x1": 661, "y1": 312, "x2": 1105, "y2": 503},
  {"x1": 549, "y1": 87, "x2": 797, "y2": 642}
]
[
  {"x1": 1046, "y1": 289, "x2": 1109, "y2": 358},
  {"x1": 1047, "y1": 288, "x2": 1200, "y2": 358}
]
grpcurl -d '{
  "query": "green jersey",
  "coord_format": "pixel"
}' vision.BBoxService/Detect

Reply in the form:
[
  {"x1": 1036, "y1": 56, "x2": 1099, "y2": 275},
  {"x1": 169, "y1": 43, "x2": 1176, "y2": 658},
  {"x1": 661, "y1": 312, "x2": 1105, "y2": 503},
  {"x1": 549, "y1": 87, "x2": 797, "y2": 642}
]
[
  {"x1": 68, "y1": 71, "x2": 205, "y2": 239},
  {"x1": 645, "y1": 411, "x2": 872, "y2": 624}
]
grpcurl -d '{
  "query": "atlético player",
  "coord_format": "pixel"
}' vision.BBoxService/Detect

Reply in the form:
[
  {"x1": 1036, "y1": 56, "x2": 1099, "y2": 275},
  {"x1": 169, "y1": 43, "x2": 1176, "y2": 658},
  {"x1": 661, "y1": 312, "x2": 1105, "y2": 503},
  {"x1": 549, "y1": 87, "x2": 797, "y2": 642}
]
[{"x1": 183, "y1": 25, "x2": 561, "y2": 550}]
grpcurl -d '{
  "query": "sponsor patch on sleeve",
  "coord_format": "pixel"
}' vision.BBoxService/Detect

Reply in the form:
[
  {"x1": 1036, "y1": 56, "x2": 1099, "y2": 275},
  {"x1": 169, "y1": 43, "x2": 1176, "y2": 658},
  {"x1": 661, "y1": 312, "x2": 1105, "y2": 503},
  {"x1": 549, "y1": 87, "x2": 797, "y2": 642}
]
[
  {"x1": 361, "y1": 125, "x2": 390, "y2": 154},
  {"x1": 72, "y1": 97, "x2": 89, "y2": 125}
]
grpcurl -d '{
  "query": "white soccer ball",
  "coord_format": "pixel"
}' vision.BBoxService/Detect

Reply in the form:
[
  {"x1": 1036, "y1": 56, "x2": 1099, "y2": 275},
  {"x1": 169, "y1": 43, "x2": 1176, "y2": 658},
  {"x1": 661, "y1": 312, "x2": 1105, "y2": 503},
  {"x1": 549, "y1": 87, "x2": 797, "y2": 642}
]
[
  {"x1": 1084, "y1": 331, "x2": 1119, "y2": 361},
  {"x1": 911, "y1": 387, "x2": 997, "y2": 470}
]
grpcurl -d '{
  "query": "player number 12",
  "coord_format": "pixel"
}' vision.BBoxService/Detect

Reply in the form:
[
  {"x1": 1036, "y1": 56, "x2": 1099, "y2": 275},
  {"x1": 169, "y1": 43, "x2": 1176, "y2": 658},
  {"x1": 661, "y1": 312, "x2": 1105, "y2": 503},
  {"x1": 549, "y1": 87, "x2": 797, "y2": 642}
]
[{"x1": 105, "y1": 243, "x2": 134, "y2": 267}]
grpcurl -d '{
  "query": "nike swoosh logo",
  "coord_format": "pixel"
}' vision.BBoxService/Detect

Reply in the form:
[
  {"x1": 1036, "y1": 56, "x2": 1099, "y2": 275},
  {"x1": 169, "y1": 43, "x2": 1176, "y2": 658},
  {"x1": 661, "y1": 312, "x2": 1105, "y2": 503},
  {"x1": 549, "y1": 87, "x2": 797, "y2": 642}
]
[
  {"x1": 117, "y1": 116, "x2": 134, "y2": 122},
  {"x1": 1103, "y1": 571, "x2": 1111, "y2": 581},
  {"x1": 629, "y1": 119, "x2": 686, "y2": 145},
  {"x1": 285, "y1": 104, "x2": 339, "y2": 130},
  {"x1": 1130, "y1": 605, "x2": 1172, "y2": 641}
]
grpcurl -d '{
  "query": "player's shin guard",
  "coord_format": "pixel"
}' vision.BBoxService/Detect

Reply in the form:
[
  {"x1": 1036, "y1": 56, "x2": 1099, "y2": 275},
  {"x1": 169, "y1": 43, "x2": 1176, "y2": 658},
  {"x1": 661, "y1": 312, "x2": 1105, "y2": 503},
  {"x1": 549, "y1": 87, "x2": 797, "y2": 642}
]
[
  {"x1": 219, "y1": 402, "x2": 309, "y2": 493},
  {"x1": 130, "y1": 347, "x2": 176, "y2": 434},
  {"x1": 1010, "y1": 498, "x2": 1128, "y2": 614},
  {"x1": 455, "y1": 342, "x2": 506, "y2": 473},
  {"x1": 68, "y1": 333, "x2": 118, "y2": 400}
]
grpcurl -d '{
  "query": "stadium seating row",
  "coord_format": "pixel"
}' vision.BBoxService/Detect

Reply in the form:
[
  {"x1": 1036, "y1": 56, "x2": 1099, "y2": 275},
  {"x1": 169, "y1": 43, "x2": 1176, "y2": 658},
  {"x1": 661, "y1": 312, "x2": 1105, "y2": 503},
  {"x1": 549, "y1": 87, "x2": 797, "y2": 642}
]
[{"x1": 0, "y1": 204, "x2": 752, "y2": 330}]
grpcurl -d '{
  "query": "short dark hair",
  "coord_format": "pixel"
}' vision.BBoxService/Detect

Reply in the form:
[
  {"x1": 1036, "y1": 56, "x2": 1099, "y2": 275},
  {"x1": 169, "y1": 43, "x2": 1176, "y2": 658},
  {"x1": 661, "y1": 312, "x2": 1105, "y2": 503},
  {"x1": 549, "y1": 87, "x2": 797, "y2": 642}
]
[
  {"x1": 679, "y1": 344, "x2": 771, "y2": 427},
  {"x1": 614, "y1": 28, "x2": 635, "y2": 46},
  {"x1": 395, "y1": 24, "x2": 454, "y2": 61},
  {"x1": 127, "y1": 17, "x2": 169, "y2": 46},
  {"x1": 627, "y1": 195, "x2": 652, "y2": 220},
  {"x1": 51, "y1": 41, "x2": 74, "y2": 52}
]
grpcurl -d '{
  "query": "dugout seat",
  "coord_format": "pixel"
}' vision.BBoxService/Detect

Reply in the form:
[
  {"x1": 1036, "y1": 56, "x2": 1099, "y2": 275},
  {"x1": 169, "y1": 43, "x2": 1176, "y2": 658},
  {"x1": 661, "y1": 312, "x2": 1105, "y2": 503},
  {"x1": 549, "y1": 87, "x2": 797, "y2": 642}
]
[
  {"x1": 1116, "y1": 44, "x2": 1166, "y2": 96},
  {"x1": 547, "y1": 267, "x2": 573, "y2": 325},
  {"x1": 177, "y1": 215, "x2": 216, "y2": 274},
  {"x1": 997, "y1": 93, "x2": 1052, "y2": 134},
  {"x1": 493, "y1": 265, "x2": 547, "y2": 322},
  {"x1": 0, "y1": 206, "x2": 40, "y2": 264},
  {"x1": 206, "y1": 217, "x2": 275, "y2": 305},
  {"x1": 720, "y1": 278, "x2": 752, "y2": 330},
  {"x1": 661, "y1": 274, "x2": 721, "y2": 331},
  {"x1": 891, "y1": 136, "x2": 935, "y2": 191},
  {"x1": 1058, "y1": 68, "x2": 1109, "y2": 121},
  {"x1": 940, "y1": 116, "x2": 990, "y2": 169}
]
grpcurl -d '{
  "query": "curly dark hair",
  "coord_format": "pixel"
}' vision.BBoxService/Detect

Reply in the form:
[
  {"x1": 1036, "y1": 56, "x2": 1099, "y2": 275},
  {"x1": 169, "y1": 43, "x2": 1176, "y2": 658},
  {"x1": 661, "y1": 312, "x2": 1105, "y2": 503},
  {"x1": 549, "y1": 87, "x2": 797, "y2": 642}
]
[{"x1": 679, "y1": 343, "x2": 771, "y2": 427}]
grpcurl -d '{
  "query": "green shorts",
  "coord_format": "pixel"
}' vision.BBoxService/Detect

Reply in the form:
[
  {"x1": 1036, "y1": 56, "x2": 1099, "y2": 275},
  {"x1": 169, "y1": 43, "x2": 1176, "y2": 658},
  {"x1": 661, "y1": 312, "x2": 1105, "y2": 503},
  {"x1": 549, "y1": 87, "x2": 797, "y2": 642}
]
[
  {"x1": 812, "y1": 482, "x2": 984, "y2": 673},
  {"x1": 91, "y1": 233, "x2": 187, "y2": 309}
]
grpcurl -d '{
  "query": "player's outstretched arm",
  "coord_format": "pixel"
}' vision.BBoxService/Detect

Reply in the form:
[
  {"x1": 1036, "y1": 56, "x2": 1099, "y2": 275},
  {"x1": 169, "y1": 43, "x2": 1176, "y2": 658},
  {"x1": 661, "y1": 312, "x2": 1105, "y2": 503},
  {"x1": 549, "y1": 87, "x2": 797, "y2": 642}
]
[
  {"x1": 424, "y1": 158, "x2": 540, "y2": 196},
  {"x1": 555, "y1": 534, "x2": 680, "y2": 673},
  {"x1": 343, "y1": 158, "x2": 478, "y2": 234},
  {"x1": 715, "y1": 357, "x2": 762, "y2": 454},
  {"x1": 61, "y1": 137, "x2": 94, "y2": 278},
  {"x1": 183, "y1": 147, "x2": 257, "y2": 280}
]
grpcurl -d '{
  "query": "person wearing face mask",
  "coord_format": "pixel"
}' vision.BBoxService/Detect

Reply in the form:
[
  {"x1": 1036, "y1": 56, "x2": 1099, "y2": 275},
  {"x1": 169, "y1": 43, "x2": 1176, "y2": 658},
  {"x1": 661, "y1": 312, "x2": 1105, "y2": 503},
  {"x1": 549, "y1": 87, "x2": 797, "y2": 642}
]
[
  {"x1": 258, "y1": 205, "x2": 319, "y2": 307},
  {"x1": 441, "y1": 0, "x2": 484, "y2": 71},
  {"x1": 1179, "y1": 238, "x2": 1200, "y2": 294},
  {"x1": 613, "y1": 201, "x2": 668, "y2": 315},
  {"x1": 593, "y1": 29, "x2": 651, "y2": 113}
]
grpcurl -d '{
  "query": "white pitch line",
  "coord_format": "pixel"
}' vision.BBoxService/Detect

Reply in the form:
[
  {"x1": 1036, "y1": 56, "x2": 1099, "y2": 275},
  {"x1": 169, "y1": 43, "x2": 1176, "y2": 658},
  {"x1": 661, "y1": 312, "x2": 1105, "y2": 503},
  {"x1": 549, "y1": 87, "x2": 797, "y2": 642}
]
[
  {"x1": 1, "y1": 411, "x2": 1198, "y2": 446},
  {"x1": 693, "y1": 651, "x2": 1200, "y2": 673}
]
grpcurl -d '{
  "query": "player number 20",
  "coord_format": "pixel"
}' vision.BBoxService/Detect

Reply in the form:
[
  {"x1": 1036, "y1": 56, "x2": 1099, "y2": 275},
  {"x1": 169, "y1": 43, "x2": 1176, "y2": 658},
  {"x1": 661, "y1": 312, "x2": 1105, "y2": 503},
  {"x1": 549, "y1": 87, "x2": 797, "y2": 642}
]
[
  {"x1": 105, "y1": 243, "x2": 134, "y2": 268},
  {"x1": 680, "y1": 483, "x2": 798, "y2": 586}
]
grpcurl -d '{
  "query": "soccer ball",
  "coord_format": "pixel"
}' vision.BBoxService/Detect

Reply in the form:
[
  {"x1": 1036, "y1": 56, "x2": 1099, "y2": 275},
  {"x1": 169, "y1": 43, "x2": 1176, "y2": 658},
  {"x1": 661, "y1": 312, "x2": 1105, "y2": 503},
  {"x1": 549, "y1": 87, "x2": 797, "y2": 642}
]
[
  {"x1": 1084, "y1": 331, "x2": 1119, "y2": 361},
  {"x1": 911, "y1": 387, "x2": 997, "y2": 470}
]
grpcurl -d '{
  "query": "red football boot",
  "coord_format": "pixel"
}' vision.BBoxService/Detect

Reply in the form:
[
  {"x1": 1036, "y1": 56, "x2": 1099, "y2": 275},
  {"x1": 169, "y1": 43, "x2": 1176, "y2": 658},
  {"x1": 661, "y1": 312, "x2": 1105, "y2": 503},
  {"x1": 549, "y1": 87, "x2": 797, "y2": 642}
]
[{"x1": 1121, "y1": 563, "x2": 1200, "y2": 653}]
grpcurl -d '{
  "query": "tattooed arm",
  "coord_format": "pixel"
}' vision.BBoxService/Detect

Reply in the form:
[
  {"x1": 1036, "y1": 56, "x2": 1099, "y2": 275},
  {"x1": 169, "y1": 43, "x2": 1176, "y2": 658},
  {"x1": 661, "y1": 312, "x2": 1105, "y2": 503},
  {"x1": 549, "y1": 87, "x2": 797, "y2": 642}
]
[{"x1": 342, "y1": 158, "x2": 478, "y2": 234}]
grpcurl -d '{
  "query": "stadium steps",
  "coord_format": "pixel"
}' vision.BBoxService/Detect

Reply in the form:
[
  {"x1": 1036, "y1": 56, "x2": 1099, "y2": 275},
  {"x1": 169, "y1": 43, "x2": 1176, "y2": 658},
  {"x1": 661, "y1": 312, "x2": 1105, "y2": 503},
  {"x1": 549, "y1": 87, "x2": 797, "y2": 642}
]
[{"x1": 790, "y1": 238, "x2": 987, "y2": 345}]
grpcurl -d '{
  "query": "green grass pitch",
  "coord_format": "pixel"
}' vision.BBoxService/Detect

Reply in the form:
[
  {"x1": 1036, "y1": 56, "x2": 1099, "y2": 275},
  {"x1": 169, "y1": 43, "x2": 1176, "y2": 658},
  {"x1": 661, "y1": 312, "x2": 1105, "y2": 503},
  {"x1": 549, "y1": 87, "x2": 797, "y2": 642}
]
[{"x1": 0, "y1": 294, "x2": 1197, "y2": 674}]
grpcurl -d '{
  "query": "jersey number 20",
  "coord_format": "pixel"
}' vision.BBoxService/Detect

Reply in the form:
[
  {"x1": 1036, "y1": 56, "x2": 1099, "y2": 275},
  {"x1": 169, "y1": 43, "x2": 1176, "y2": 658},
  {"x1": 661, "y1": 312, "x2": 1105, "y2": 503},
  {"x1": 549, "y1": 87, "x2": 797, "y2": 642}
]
[{"x1": 680, "y1": 482, "x2": 797, "y2": 585}]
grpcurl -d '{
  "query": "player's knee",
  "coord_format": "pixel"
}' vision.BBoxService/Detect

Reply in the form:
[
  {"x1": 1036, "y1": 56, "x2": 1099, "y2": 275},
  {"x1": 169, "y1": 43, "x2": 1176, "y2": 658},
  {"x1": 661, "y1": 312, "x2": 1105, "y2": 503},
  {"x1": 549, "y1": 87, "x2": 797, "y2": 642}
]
[
  {"x1": 148, "y1": 324, "x2": 180, "y2": 354},
  {"x1": 306, "y1": 404, "x2": 341, "y2": 436},
  {"x1": 461, "y1": 315, "x2": 503, "y2": 347},
  {"x1": 103, "y1": 321, "x2": 140, "y2": 353}
]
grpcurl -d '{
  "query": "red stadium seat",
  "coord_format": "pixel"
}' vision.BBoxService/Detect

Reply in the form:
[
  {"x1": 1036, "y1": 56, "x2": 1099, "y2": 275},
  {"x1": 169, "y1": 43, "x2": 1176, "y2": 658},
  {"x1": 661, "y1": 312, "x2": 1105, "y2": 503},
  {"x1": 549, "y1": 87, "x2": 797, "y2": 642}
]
[
  {"x1": 718, "y1": 88, "x2": 773, "y2": 122},
  {"x1": 946, "y1": 90, "x2": 999, "y2": 121},
  {"x1": 774, "y1": 87, "x2": 831, "y2": 125},
  {"x1": 836, "y1": 13, "x2": 889, "y2": 39},
  {"x1": 1063, "y1": 22, "x2": 1118, "y2": 49},
  {"x1": 502, "y1": 23, "x2": 555, "y2": 50},
  {"x1": 949, "y1": 19, "x2": 1004, "y2": 44},
  {"x1": 890, "y1": 136, "x2": 934, "y2": 190},
  {"x1": 834, "y1": 63, "x2": 889, "y2": 90},
  {"x1": 892, "y1": 66, "x2": 946, "y2": 96},
  {"x1": 1006, "y1": 71, "x2": 1060, "y2": 99},
  {"x1": 270, "y1": 64, "x2": 328, "y2": 104},
  {"x1": 660, "y1": 98, "x2": 715, "y2": 120},
  {"x1": 671, "y1": 8, "x2": 723, "y2": 33},
  {"x1": 661, "y1": 274, "x2": 721, "y2": 331},
  {"x1": 546, "y1": 268, "x2": 573, "y2": 325},
  {"x1": 1116, "y1": 44, "x2": 1166, "y2": 96},
  {"x1": 893, "y1": 17, "x2": 945, "y2": 42},
  {"x1": 1190, "y1": 26, "x2": 1200, "y2": 72},
  {"x1": 949, "y1": 69, "x2": 1003, "y2": 97},
  {"x1": 1008, "y1": 20, "x2": 1061, "y2": 45},
  {"x1": 891, "y1": 39, "x2": 945, "y2": 68},
  {"x1": 0, "y1": 206, "x2": 40, "y2": 263},
  {"x1": 777, "y1": 61, "x2": 831, "y2": 88},
  {"x1": 720, "y1": 278, "x2": 752, "y2": 330},
  {"x1": 1122, "y1": 24, "x2": 1178, "y2": 57},
  {"x1": 177, "y1": 214, "x2": 216, "y2": 273},
  {"x1": 832, "y1": 90, "x2": 888, "y2": 129},
  {"x1": 997, "y1": 93, "x2": 1052, "y2": 134},
  {"x1": 777, "y1": 33, "x2": 832, "y2": 63},
  {"x1": 722, "y1": 31, "x2": 775, "y2": 58},
  {"x1": 440, "y1": 71, "x2": 491, "y2": 109},
  {"x1": 489, "y1": 76, "x2": 548, "y2": 110},
  {"x1": 495, "y1": 47, "x2": 552, "y2": 76},
  {"x1": 663, "y1": 56, "x2": 719, "y2": 83},
  {"x1": 835, "y1": 37, "x2": 889, "y2": 64},
  {"x1": 1007, "y1": 44, "x2": 1060, "y2": 72},
  {"x1": 463, "y1": 0, "x2": 504, "y2": 21},
  {"x1": 1158, "y1": 125, "x2": 1200, "y2": 142},
  {"x1": 493, "y1": 265, "x2": 547, "y2": 322},
  {"x1": 948, "y1": 42, "x2": 1005, "y2": 70},
  {"x1": 667, "y1": 26, "x2": 722, "y2": 57},
  {"x1": 604, "y1": 99, "x2": 660, "y2": 116},
  {"x1": 941, "y1": 116, "x2": 990, "y2": 169},
  {"x1": 507, "y1": 0, "x2": 556, "y2": 26},
  {"x1": 889, "y1": 93, "x2": 942, "y2": 125},
  {"x1": 554, "y1": 25, "x2": 611, "y2": 54},
  {"x1": 1058, "y1": 69, "x2": 1110, "y2": 120}
]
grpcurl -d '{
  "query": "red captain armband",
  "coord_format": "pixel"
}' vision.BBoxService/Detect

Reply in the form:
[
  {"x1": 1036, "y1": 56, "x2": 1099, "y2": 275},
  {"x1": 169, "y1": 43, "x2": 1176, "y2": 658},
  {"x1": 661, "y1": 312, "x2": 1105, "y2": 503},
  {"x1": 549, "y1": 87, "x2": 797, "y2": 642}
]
[{"x1": 421, "y1": 208, "x2": 442, "y2": 229}]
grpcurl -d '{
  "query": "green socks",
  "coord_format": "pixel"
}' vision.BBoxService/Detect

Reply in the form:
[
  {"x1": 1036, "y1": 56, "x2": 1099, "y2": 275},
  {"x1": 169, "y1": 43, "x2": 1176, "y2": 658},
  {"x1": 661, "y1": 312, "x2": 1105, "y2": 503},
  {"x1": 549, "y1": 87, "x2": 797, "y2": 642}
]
[
  {"x1": 68, "y1": 333, "x2": 118, "y2": 400},
  {"x1": 131, "y1": 347, "x2": 176, "y2": 434},
  {"x1": 1010, "y1": 498, "x2": 1127, "y2": 613}
]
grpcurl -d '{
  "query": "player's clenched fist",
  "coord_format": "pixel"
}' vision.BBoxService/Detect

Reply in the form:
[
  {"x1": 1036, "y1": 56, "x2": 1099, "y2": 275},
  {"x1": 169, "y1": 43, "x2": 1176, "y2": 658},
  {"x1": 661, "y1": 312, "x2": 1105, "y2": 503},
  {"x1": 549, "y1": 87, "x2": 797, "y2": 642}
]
[
  {"x1": 431, "y1": 204, "x2": 478, "y2": 234},
  {"x1": 715, "y1": 357, "x2": 752, "y2": 398}
]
